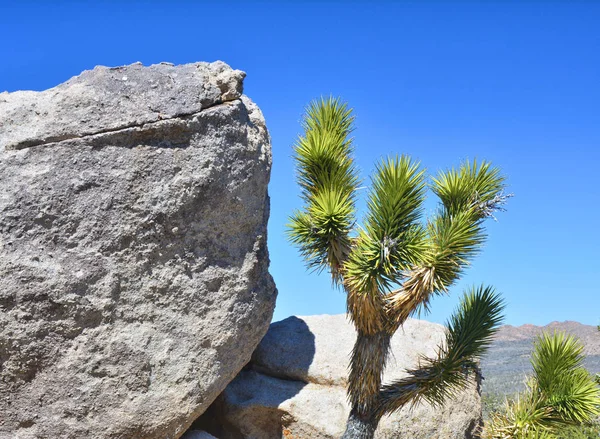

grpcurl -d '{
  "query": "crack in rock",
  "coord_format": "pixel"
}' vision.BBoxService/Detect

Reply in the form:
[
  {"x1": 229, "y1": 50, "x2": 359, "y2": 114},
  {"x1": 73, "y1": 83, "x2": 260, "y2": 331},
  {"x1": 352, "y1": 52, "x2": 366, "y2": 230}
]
[{"x1": 6, "y1": 98, "x2": 240, "y2": 151}]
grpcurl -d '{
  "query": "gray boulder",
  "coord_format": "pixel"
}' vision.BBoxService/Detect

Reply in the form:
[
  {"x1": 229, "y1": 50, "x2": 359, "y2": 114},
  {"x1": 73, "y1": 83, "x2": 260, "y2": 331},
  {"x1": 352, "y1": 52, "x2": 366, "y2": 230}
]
[
  {"x1": 0, "y1": 61, "x2": 276, "y2": 439},
  {"x1": 197, "y1": 315, "x2": 481, "y2": 439}
]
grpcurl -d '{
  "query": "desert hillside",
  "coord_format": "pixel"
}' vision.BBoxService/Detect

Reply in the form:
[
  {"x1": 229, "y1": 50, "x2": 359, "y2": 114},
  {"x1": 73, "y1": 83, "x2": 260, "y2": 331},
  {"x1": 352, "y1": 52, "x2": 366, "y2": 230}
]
[{"x1": 481, "y1": 321, "x2": 600, "y2": 396}]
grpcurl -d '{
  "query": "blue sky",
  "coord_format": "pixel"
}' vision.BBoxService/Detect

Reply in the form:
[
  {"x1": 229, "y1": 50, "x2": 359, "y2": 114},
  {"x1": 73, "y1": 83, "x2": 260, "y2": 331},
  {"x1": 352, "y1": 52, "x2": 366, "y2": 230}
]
[{"x1": 1, "y1": 1, "x2": 598, "y2": 326}]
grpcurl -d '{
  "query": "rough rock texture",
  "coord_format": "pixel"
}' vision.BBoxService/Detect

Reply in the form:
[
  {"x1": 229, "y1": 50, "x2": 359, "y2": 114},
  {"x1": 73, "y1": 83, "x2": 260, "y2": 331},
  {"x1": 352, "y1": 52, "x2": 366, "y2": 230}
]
[
  {"x1": 196, "y1": 315, "x2": 481, "y2": 439},
  {"x1": 182, "y1": 431, "x2": 218, "y2": 439},
  {"x1": 0, "y1": 61, "x2": 276, "y2": 439}
]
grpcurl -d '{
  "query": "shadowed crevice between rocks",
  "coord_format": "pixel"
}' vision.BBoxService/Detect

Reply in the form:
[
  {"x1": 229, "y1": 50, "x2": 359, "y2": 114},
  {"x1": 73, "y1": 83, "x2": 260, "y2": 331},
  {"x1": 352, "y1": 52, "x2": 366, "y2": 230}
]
[{"x1": 192, "y1": 317, "x2": 316, "y2": 438}]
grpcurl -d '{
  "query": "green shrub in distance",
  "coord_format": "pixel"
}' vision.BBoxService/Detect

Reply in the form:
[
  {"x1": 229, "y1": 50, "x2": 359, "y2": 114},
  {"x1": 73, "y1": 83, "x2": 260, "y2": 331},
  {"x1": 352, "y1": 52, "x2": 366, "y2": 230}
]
[{"x1": 483, "y1": 332, "x2": 600, "y2": 439}]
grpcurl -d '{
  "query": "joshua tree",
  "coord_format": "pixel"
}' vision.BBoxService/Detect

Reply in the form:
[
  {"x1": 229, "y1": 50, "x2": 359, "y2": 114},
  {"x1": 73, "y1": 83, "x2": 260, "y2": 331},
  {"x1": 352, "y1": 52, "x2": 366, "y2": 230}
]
[
  {"x1": 484, "y1": 332, "x2": 600, "y2": 439},
  {"x1": 288, "y1": 97, "x2": 509, "y2": 438}
]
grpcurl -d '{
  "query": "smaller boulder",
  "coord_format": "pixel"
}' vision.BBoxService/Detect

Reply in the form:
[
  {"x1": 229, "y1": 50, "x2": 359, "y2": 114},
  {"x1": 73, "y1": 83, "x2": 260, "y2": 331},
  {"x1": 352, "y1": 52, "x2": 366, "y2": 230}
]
[{"x1": 195, "y1": 314, "x2": 482, "y2": 439}]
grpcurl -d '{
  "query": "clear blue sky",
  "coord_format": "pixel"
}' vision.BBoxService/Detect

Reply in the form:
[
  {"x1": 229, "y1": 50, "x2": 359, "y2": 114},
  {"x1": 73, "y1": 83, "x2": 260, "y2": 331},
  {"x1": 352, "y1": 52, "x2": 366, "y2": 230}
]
[{"x1": 1, "y1": 1, "x2": 599, "y2": 326}]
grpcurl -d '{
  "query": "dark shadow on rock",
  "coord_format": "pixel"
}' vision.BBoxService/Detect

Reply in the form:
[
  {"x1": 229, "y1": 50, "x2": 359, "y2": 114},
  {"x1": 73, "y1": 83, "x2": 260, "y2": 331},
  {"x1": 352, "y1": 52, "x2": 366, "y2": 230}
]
[
  {"x1": 251, "y1": 316, "x2": 317, "y2": 382},
  {"x1": 192, "y1": 316, "x2": 316, "y2": 438}
]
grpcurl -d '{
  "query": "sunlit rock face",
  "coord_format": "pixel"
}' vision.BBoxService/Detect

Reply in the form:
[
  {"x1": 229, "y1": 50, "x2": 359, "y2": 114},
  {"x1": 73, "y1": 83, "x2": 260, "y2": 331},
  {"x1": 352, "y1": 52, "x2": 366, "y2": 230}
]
[
  {"x1": 196, "y1": 315, "x2": 482, "y2": 439},
  {"x1": 0, "y1": 61, "x2": 276, "y2": 439}
]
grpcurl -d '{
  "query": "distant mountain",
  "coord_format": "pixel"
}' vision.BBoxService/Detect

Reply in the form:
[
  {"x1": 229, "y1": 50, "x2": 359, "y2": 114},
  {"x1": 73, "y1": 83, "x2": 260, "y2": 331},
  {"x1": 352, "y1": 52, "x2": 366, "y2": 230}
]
[{"x1": 480, "y1": 321, "x2": 600, "y2": 396}]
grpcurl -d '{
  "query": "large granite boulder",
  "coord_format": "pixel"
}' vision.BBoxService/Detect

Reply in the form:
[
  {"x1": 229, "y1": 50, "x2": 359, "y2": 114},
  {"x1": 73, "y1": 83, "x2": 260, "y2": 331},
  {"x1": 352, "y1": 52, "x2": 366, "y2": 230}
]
[
  {"x1": 196, "y1": 315, "x2": 481, "y2": 439},
  {"x1": 0, "y1": 61, "x2": 276, "y2": 439}
]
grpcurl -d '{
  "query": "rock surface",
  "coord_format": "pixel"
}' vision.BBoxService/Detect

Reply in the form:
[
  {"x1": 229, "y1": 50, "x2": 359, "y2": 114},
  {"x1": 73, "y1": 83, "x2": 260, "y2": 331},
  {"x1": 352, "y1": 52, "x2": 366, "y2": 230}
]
[
  {"x1": 196, "y1": 315, "x2": 481, "y2": 439},
  {"x1": 0, "y1": 61, "x2": 276, "y2": 439},
  {"x1": 182, "y1": 431, "x2": 219, "y2": 439}
]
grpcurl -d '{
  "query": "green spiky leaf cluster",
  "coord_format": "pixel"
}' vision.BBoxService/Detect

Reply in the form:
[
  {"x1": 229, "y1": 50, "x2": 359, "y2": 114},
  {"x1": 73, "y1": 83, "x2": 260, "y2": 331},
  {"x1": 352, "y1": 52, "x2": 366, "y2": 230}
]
[
  {"x1": 288, "y1": 97, "x2": 359, "y2": 281},
  {"x1": 419, "y1": 161, "x2": 506, "y2": 292},
  {"x1": 484, "y1": 333, "x2": 600, "y2": 439},
  {"x1": 420, "y1": 208, "x2": 485, "y2": 292},
  {"x1": 532, "y1": 333, "x2": 600, "y2": 424},
  {"x1": 344, "y1": 156, "x2": 426, "y2": 295},
  {"x1": 384, "y1": 161, "x2": 508, "y2": 326},
  {"x1": 376, "y1": 286, "x2": 504, "y2": 416},
  {"x1": 432, "y1": 159, "x2": 507, "y2": 219}
]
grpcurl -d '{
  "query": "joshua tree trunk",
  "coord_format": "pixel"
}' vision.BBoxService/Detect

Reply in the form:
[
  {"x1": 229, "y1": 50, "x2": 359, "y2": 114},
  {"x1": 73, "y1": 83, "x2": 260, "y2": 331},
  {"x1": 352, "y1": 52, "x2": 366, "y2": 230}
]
[
  {"x1": 341, "y1": 409, "x2": 379, "y2": 439},
  {"x1": 342, "y1": 331, "x2": 391, "y2": 439}
]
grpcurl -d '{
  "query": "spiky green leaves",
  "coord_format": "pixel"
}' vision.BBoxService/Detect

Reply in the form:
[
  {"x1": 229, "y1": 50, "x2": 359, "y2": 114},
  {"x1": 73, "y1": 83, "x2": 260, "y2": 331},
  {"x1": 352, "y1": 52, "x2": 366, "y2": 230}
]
[
  {"x1": 487, "y1": 394, "x2": 556, "y2": 439},
  {"x1": 420, "y1": 208, "x2": 486, "y2": 292},
  {"x1": 431, "y1": 209, "x2": 484, "y2": 275},
  {"x1": 484, "y1": 333, "x2": 600, "y2": 439},
  {"x1": 377, "y1": 286, "x2": 505, "y2": 416},
  {"x1": 532, "y1": 333, "x2": 600, "y2": 425},
  {"x1": 343, "y1": 156, "x2": 427, "y2": 333},
  {"x1": 288, "y1": 189, "x2": 354, "y2": 278},
  {"x1": 345, "y1": 157, "x2": 426, "y2": 293},
  {"x1": 365, "y1": 156, "x2": 426, "y2": 243},
  {"x1": 287, "y1": 97, "x2": 359, "y2": 281},
  {"x1": 432, "y1": 159, "x2": 508, "y2": 219},
  {"x1": 386, "y1": 159, "x2": 505, "y2": 325},
  {"x1": 445, "y1": 285, "x2": 505, "y2": 363},
  {"x1": 421, "y1": 160, "x2": 507, "y2": 291},
  {"x1": 294, "y1": 97, "x2": 358, "y2": 202}
]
